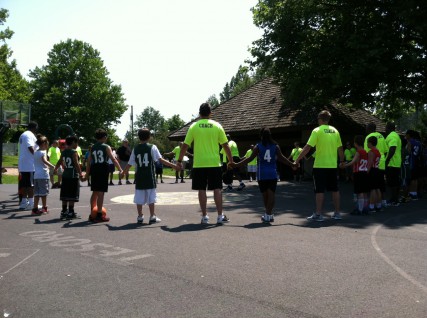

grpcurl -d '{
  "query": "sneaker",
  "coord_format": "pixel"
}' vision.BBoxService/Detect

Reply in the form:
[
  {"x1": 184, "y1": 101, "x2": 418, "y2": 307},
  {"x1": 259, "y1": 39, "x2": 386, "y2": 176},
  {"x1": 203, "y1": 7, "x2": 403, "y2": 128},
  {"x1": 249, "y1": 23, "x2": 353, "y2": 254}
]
[
  {"x1": 31, "y1": 208, "x2": 43, "y2": 216},
  {"x1": 216, "y1": 214, "x2": 230, "y2": 225},
  {"x1": 307, "y1": 213, "x2": 324, "y2": 222},
  {"x1": 60, "y1": 210, "x2": 68, "y2": 220},
  {"x1": 175, "y1": 180, "x2": 179, "y2": 184},
  {"x1": 161, "y1": 180, "x2": 164, "y2": 183},
  {"x1": 41, "y1": 206, "x2": 49, "y2": 215},
  {"x1": 389, "y1": 201, "x2": 400, "y2": 207},
  {"x1": 270, "y1": 215, "x2": 274, "y2": 222},
  {"x1": 149, "y1": 216, "x2": 161, "y2": 224},
  {"x1": 137, "y1": 215, "x2": 144, "y2": 224},
  {"x1": 261, "y1": 214, "x2": 271, "y2": 223},
  {"x1": 19, "y1": 201, "x2": 29, "y2": 210},
  {"x1": 126, "y1": 180, "x2": 132, "y2": 185},
  {"x1": 66, "y1": 212, "x2": 81, "y2": 220},
  {"x1": 331, "y1": 212, "x2": 342, "y2": 220},
  {"x1": 180, "y1": 180, "x2": 185, "y2": 183},
  {"x1": 409, "y1": 194, "x2": 418, "y2": 201},
  {"x1": 201, "y1": 215, "x2": 210, "y2": 224},
  {"x1": 109, "y1": 181, "x2": 114, "y2": 185},
  {"x1": 118, "y1": 181, "x2": 122, "y2": 185},
  {"x1": 237, "y1": 183, "x2": 246, "y2": 191}
]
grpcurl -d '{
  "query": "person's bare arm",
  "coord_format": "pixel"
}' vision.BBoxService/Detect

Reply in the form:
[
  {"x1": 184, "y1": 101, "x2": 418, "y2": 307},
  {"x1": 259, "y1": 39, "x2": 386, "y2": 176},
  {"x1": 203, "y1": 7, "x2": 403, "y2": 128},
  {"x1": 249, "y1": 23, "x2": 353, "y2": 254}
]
[
  {"x1": 232, "y1": 147, "x2": 258, "y2": 168},
  {"x1": 295, "y1": 145, "x2": 312, "y2": 164},
  {"x1": 276, "y1": 145, "x2": 294, "y2": 166},
  {"x1": 367, "y1": 151, "x2": 374, "y2": 172},
  {"x1": 107, "y1": 146, "x2": 123, "y2": 173}
]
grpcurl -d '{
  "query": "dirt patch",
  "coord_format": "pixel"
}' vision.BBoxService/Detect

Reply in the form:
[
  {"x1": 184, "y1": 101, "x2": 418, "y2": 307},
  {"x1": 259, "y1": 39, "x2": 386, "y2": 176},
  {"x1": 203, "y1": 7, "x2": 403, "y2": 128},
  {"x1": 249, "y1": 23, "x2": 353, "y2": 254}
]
[{"x1": 1, "y1": 167, "x2": 19, "y2": 176}]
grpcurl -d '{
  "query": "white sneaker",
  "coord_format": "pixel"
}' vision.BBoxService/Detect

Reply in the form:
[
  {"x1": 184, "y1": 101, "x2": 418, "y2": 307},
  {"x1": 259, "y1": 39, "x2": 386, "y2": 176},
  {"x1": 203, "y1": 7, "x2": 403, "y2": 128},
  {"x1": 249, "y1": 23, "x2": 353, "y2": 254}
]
[
  {"x1": 261, "y1": 214, "x2": 271, "y2": 223},
  {"x1": 149, "y1": 216, "x2": 161, "y2": 224},
  {"x1": 201, "y1": 215, "x2": 209, "y2": 224},
  {"x1": 216, "y1": 214, "x2": 230, "y2": 225},
  {"x1": 19, "y1": 200, "x2": 29, "y2": 210},
  {"x1": 137, "y1": 215, "x2": 144, "y2": 224}
]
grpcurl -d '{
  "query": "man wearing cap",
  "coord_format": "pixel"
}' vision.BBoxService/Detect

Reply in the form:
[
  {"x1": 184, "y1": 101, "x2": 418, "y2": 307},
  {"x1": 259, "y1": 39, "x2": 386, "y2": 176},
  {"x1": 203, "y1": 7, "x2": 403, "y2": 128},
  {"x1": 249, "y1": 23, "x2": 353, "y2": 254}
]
[
  {"x1": 177, "y1": 103, "x2": 234, "y2": 225},
  {"x1": 116, "y1": 139, "x2": 132, "y2": 185}
]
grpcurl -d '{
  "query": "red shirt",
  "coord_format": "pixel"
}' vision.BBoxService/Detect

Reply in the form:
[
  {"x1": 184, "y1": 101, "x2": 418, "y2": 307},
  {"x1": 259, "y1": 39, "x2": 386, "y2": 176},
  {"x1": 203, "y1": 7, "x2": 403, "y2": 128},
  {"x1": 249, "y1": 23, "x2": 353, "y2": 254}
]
[
  {"x1": 370, "y1": 148, "x2": 381, "y2": 169},
  {"x1": 354, "y1": 149, "x2": 368, "y2": 173}
]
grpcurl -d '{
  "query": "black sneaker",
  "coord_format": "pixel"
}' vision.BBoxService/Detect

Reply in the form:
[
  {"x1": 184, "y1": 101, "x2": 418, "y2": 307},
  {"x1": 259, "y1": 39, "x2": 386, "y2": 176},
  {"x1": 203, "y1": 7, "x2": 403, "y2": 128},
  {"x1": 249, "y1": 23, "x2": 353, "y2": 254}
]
[
  {"x1": 66, "y1": 212, "x2": 81, "y2": 220},
  {"x1": 60, "y1": 210, "x2": 68, "y2": 220}
]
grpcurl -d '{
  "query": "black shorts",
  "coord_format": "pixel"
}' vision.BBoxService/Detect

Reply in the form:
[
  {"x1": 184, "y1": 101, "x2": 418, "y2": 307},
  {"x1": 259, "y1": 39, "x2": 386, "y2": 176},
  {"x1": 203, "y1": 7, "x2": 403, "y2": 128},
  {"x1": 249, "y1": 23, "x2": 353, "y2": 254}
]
[
  {"x1": 19, "y1": 172, "x2": 34, "y2": 188},
  {"x1": 386, "y1": 167, "x2": 400, "y2": 187},
  {"x1": 91, "y1": 165, "x2": 109, "y2": 192},
  {"x1": 192, "y1": 167, "x2": 222, "y2": 190},
  {"x1": 312, "y1": 168, "x2": 338, "y2": 193},
  {"x1": 155, "y1": 167, "x2": 163, "y2": 174},
  {"x1": 108, "y1": 164, "x2": 115, "y2": 173},
  {"x1": 353, "y1": 172, "x2": 369, "y2": 194},
  {"x1": 368, "y1": 168, "x2": 382, "y2": 191},
  {"x1": 258, "y1": 179, "x2": 277, "y2": 193},
  {"x1": 60, "y1": 178, "x2": 80, "y2": 202}
]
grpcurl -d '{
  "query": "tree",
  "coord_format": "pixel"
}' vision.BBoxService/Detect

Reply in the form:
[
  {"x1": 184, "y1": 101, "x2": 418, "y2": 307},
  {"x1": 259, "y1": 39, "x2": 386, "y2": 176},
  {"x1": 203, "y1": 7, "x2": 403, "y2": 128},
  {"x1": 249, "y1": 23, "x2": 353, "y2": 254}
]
[
  {"x1": 206, "y1": 94, "x2": 219, "y2": 109},
  {"x1": 165, "y1": 114, "x2": 185, "y2": 132},
  {"x1": 250, "y1": 1, "x2": 427, "y2": 120},
  {"x1": 29, "y1": 39, "x2": 127, "y2": 141},
  {"x1": 219, "y1": 65, "x2": 262, "y2": 103},
  {"x1": 134, "y1": 106, "x2": 166, "y2": 133},
  {"x1": 0, "y1": 9, "x2": 30, "y2": 104}
]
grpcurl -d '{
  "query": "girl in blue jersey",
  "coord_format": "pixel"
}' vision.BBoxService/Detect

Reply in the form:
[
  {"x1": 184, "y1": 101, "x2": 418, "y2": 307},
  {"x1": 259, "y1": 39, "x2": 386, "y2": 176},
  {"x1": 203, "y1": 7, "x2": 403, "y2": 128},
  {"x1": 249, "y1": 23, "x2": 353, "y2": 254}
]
[{"x1": 230, "y1": 128, "x2": 295, "y2": 223}]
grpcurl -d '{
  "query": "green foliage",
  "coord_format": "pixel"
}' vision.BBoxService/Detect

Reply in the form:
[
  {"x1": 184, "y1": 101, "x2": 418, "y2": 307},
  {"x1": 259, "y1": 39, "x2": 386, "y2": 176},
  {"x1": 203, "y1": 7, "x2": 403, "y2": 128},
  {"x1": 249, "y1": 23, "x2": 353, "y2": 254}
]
[
  {"x1": 29, "y1": 39, "x2": 127, "y2": 142},
  {"x1": 134, "y1": 106, "x2": 166, "y2": 134},
  {"x1": 165, "y1": 114, "x2": 185, "y2": 132},
  {"x1": 0, "y1": 9, "x2": 30, "y2": 104},
  {"x1": 206, "y1": 94, "x2": 219, "y2": 109},
  {"x1": 219, "y1": 65, "x2": 263, "y2": 103},
  {"x1": 250, "y1": 0, "x2": 427, "y2": 121}
]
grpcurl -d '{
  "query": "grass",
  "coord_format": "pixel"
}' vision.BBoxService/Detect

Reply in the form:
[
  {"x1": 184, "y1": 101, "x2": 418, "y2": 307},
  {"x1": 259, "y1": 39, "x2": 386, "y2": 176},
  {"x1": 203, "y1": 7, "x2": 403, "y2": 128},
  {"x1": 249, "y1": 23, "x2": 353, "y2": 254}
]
[{"x1": 2, "y1": 155, "x2": 18, "y2": 167}]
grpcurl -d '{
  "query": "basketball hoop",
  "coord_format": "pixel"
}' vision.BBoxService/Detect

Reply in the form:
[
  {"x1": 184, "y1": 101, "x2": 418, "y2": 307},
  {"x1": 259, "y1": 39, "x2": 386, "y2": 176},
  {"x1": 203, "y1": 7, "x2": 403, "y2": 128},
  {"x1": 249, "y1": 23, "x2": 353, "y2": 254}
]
[{"x1": 7, "y1": 118, "x2": 19, "y2": 130}]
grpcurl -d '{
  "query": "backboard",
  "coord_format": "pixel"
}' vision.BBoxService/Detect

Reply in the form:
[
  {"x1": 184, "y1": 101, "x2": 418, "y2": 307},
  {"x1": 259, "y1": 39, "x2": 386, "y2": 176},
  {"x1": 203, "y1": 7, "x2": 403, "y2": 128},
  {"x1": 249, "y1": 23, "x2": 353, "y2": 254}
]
[{"x1": 0, "y1": 100, "x2": 31, "y2": 129}]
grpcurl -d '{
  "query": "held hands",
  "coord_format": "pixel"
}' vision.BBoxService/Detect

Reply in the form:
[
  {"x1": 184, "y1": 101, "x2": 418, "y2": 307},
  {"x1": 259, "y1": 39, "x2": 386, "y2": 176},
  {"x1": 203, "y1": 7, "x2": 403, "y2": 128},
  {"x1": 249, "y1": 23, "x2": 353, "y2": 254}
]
[
  {"x1": 79, "y1": 172, "x2": 86, "y2": 181},
  {"x1": 339, "y1": 162, "x2": 346, "y2": 169},
  {"x1": 176, "y1": 162, "x2": 183, "y2": 171},
  {"x1": 291, "y1": 161, "x2": 299, "y2": 170},
  {"x1": 227, "y1": 162, "x2": 236, "y2": 170}
]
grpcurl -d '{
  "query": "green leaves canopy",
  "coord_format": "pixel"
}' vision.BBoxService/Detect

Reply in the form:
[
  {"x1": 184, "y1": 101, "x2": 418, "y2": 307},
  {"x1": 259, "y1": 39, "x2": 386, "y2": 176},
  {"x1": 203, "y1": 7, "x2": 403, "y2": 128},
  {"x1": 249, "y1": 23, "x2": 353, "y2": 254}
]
[
  {"x1": 250, "y1": 0, "x2": 427, "y2": 119},
  {"x1": 29, "y1": 39, "x2": 127, "y2": 141}
]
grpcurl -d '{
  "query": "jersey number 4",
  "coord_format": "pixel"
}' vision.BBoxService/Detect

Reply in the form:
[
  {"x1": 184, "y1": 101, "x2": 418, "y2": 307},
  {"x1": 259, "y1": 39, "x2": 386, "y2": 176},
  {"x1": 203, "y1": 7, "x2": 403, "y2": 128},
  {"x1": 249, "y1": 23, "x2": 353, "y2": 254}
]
[
  {"x1": 137, "y1": 153, "x2": 150, "y2": 167},
  {"x1": 263, "y1": 149, "x2": 272, "y2": 163}
]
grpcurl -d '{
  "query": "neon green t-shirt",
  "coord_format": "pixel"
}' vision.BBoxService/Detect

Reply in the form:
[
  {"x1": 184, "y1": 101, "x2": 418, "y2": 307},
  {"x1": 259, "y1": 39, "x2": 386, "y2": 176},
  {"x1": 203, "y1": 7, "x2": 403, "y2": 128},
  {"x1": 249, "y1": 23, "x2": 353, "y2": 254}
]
[
  {"x1": 307, "y1": 125, "x2": 342, "y2": 168},
  {"x1": 228, "y1": 140, "x2": 240, "y2": 157},
  {"x1": 386, "y1": 131, "x2": 402, "y2": 168},
  {"x1": 344, "y1": 149, "x2": 353, "y2": 161},
  {"x1": 364, "y1": 132, "x2": 388, "y2": 170},
  {"x1": 172, "y1": 146, "x2": 180, "y2": 161},
  {"x1": 290, "y1": 147, "x2": 302, "y2": 161},
  {"x1": 184, "y1": 119, "x2": 228, "y2": 168},
  {"x1": 244, "y1": 149, "x2": 257, "y2": 166},
  {"x1": 47, "y1": 146, "x2": 61, "y2": 165}
]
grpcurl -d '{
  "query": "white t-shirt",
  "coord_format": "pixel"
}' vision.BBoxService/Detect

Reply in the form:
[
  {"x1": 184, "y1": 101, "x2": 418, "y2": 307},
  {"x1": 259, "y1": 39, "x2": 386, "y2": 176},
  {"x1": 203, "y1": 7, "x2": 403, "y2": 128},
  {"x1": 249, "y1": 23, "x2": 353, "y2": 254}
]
[
  {"x1": 34, "y1": 150, "x2": 49, "y2": 179},
  {"x1": 18, "y1": 130, "x2": 38, "y2": 172}
]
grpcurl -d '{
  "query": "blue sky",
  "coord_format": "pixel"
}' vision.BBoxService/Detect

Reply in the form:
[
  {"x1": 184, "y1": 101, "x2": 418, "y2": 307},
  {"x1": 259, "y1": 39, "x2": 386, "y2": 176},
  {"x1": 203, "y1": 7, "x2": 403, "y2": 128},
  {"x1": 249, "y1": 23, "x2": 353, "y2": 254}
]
[{"x1": 2, "y1": 0, "x2": 262, "y2": 138}]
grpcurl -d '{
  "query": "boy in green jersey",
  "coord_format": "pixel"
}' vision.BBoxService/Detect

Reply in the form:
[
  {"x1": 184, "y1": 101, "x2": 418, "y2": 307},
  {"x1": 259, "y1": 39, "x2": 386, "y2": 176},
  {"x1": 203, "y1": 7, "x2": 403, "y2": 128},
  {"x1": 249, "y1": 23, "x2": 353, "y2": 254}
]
[
  {"x1": 288, "y1": 141, "x2": 303, "y2": 182},
  {"x1": 385, "y1": 122, "x2": 402, "y2": 206},
  {"x1": 123, "y1": 128, "x2": 178, "y2": 224}
]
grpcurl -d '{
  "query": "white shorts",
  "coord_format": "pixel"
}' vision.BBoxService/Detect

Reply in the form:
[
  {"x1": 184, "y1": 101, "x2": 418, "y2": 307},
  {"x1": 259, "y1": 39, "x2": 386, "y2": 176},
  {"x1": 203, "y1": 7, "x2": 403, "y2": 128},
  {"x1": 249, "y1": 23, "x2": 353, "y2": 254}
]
[
  {"x1": 247, "y1": 165, "x2": 257, "y2": 173},
  {"x1": 134, "y1": 189, "x2": 157, "y2": 205}
]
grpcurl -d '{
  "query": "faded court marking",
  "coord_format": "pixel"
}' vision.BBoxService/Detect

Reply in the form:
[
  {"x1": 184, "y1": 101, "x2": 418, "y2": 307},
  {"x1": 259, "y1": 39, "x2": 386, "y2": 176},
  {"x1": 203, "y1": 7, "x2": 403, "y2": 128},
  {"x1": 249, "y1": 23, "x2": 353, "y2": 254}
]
[{"x1": 111, "y1": 192, "x2": 251, "y2": 205}]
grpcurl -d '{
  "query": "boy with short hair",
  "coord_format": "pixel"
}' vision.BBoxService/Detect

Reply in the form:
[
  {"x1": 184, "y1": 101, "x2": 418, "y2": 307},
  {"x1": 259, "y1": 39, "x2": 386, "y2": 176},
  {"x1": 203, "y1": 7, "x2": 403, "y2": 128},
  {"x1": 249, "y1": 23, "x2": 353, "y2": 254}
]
[
  {"x1": 86, "y1": 129, "x2": 123, "y2": 223},
  {"x1": 367, "y1": 136, "x2": 382, "y2": 213},
  {"x1": 342, "y1": 135, "x2": 369, "y2": 215},
  {"x1": 122, "y1": 128, "x2": 178, "y2": 224},
  {"x1": 54, "y1": 135, "x2": 84, "y2": 220}
]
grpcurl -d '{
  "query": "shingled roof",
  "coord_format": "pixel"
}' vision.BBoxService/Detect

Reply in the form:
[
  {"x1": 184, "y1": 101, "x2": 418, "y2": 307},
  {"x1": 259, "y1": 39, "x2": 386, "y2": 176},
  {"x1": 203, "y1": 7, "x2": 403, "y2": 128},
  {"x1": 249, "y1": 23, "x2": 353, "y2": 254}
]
[{"x1": 168, "y1": 77, "x2": 385, "y2": 141}]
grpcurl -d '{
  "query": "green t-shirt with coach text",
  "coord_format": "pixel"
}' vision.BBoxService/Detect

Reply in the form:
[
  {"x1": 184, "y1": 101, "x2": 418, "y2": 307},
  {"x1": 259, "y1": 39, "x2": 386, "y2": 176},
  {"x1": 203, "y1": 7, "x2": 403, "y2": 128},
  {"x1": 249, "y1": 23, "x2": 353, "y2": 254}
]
[
  {"x1": 386, "y1": 131, "x2": 402, "y2": 168},
  {"x1": 184, "y1": 119, "x2": 228, "y2": 168},
  {"x1": 364, "y1": 132, "x2": 388, "y2": 170},
  {"x1": 307, "y1": 125, "x2": 342, "y2": 168}
]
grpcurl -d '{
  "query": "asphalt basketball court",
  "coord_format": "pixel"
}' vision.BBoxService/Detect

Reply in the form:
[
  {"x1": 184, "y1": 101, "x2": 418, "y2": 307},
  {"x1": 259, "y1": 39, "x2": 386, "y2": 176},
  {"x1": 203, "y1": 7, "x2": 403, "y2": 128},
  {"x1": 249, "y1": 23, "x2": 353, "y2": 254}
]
[{"x1": 0, "y1": 179, "x2": 426, "y2": 317}]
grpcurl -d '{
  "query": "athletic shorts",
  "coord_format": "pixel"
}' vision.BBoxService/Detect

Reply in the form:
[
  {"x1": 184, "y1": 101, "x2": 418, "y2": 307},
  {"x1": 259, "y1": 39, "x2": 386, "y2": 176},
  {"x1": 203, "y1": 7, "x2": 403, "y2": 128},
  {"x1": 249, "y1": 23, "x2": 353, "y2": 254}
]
[
  {"x1": 353, "y1": 172, "x2": 369, "y2": 194},
  {"x1": 386, "y1": 167, "x2": 400, "y2": 187},
  {"x1": 192, "y1": 167, "x2": 222, "y2": 191},
  {"x1": 134, "y1": 189, "x2": 157, "y2": 205},
  {"x1": 312, "y1": 168, "x2": 338, "y2": 193},
  {"x1": 155, "y1": 167, "x2": 163, "y2": 174},
  {"x1": 119, "y1": 160, "x2": 128, "y2": 171},
  {"x1": 49, "y1": 166, "x2": 63, "y2": 176},
  {"x1": 368, "y1": 168, "x2": 382, "y2": 191},
  {"x1": 258, "y1": 179, "x2": 277, "y2": 193},
  {"x1": 109, "y1": 164, "x2": 115, "y2": 173},
  {"x1": 378, "y1": 169, "x2": 386, "y2": 192},
  {"x1": 60, "y1": 178, "x2": 80, "y2": 202},
  {"x1": 90, "y1": 166, "x2": 109, "y2": 192},
  {"x1": 19, "y1": 172, "x2": 34, "y2": 188},
  {"x1": 34, "y1": 179, "x2": 50, "y2": 197},
  {"x1": 247, "y1": 165, "x2": 257, "y2": 173}
]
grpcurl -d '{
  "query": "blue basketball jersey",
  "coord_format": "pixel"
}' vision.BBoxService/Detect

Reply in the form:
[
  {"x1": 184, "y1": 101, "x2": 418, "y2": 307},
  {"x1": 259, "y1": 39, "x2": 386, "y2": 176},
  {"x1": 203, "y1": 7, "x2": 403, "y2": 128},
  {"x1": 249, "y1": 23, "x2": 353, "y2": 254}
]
[{"x1": 257, "y1": 143, "x2": 278, "y2": 180}]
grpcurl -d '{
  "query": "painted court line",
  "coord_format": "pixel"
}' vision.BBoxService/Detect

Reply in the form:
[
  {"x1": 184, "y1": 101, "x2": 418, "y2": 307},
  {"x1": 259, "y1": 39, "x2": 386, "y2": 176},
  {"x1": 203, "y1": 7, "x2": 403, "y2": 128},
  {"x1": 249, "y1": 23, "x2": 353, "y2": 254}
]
[
  {"x1": 371, "y1": 216, "x2": 427, "y2": 295},
  {"x1": 1, "y1": 249, "x2": 40, "y2": 275}
]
